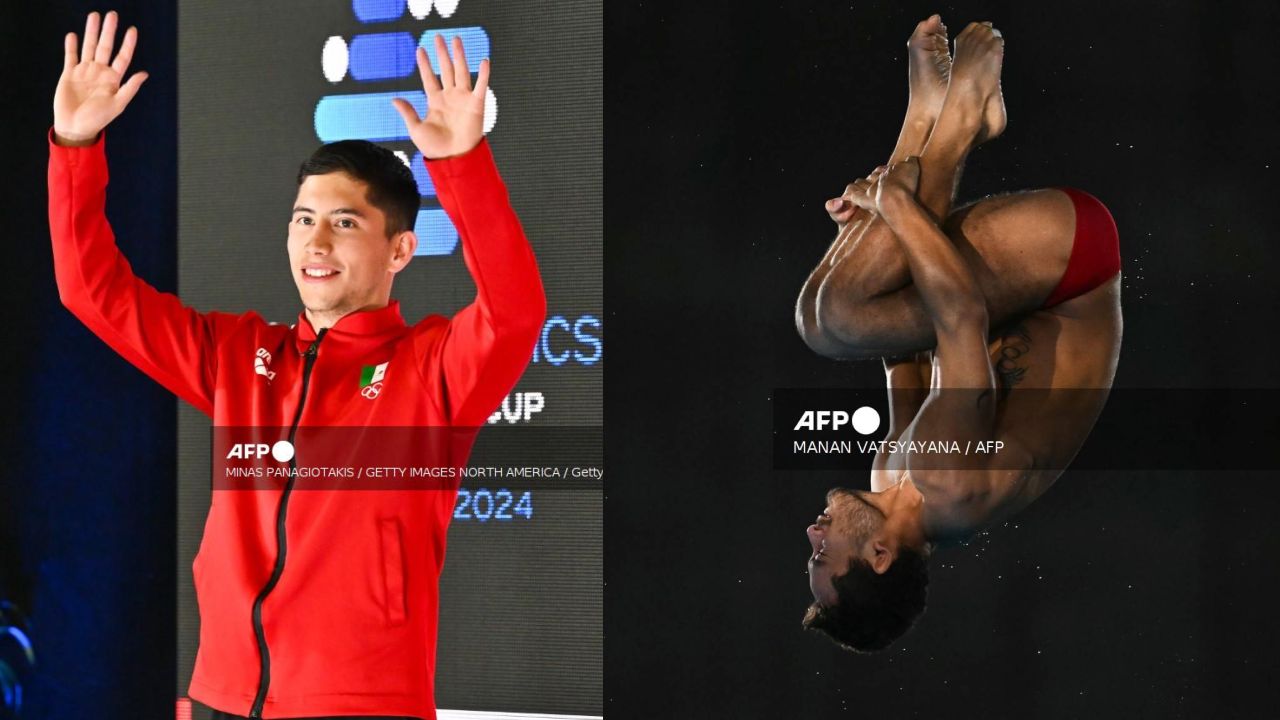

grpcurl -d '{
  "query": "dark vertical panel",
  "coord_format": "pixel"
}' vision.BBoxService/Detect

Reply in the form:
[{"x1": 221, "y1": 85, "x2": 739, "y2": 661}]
[{"x1": 0, "y1": 1, "x2": 177, "y2": 718}]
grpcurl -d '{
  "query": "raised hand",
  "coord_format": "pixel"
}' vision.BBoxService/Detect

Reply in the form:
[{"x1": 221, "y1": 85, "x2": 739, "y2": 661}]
[
  {"x1": 391, "y1": 34, "x2": 489, "y2": 159},
  {"x1": 53, "y1": 11, "x2": 149, "y2": 146}
]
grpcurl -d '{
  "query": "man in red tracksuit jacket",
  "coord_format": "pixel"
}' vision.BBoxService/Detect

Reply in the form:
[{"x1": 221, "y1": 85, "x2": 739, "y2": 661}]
[{"x1": 48, "y1": 12, "x2": 545, "y2": 719}]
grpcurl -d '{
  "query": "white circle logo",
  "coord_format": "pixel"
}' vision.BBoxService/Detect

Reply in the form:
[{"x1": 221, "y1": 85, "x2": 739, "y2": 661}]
[
  {"x1": 852, "y1": 406, "x2": 881, "y2": 435},
  {"x1": 271, "y1": 440, "x2": 295, "y2": 463}
]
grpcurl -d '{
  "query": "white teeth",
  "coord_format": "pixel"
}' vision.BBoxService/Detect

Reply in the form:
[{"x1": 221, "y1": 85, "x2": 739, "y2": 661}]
[{"x1": 304, "y1": 268, "x2": 336, "y2": 278}]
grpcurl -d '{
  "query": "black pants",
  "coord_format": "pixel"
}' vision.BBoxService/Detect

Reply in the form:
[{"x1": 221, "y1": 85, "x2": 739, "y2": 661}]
[{"x1": 211, "y1": 707, "x2": 424, "y2": 712}]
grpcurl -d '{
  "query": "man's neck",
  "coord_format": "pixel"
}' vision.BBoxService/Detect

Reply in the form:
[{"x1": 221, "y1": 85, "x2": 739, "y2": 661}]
[
  {"x1": 305, "y1": 301, "x2": 388, "y2": 331},
  {"x1": 884, "y1": 480, "x2": 930, "y2": 552}
]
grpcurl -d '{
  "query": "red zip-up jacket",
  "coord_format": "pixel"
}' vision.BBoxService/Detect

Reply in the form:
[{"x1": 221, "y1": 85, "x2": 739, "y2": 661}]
[{"x1": 47, "y1": 127, "x2": 545, "y2": 719}]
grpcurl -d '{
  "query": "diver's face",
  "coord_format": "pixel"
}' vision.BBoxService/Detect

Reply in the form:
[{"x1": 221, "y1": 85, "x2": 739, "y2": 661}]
[
  {"x1": 288, "y1": 172, "x2": 401, "y2": 320},
  {"x1": 806, "y1": 488, "x2": 883, "y2": 605}
]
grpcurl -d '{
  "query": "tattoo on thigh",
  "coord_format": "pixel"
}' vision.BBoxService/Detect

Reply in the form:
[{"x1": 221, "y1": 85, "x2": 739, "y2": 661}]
[{"x1": 995, "y1": 323, "x2": 1031, "y2": 389}]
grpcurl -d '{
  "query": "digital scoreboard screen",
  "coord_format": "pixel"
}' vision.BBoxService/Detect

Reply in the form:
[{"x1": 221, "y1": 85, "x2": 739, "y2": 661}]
[{"x1": 176, "y1": 1, "x2": 601, "y2": 717}]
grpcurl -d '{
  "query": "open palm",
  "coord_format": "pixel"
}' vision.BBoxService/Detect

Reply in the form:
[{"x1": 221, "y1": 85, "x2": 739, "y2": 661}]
[
  {"x1": 54, "y1": 11, "x2": 148, "y2": 144},
  {"x1": 392, "y1": 34, "x2": 489, "y2": 159}
]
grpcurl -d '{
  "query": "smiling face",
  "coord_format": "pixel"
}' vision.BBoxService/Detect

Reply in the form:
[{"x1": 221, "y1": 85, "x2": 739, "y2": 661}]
[
  {"x1": 287, "y1": 171, "x2": 415, "y2": 328},
  {"x1": 806, "y1": 487, "x2": 885, "y2": 605}
]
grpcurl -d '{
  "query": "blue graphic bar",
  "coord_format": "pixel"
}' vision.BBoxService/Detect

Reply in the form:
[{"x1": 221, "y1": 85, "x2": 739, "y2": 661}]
[
  {"x1": 347, "y1": 29, "x2": 493, "y2": 81},
  {"x1": 419, "y1": 27, "x2": 490, "y2": 74},
  {"x1": 410, "y1": 152, "x2": 437, "y2": 197},
  {"x1": 353, "y1": 0, "x2": 404, "y2": 23},
  {"x1": 415, "y1": 208, "x2": 459, "y2": 256},
  {"x1": 314, "y1": 91, "x2": 424, "y2": 142},
  {"x1": 349, "y1": 32, "x2": 417, "y2": 82}
]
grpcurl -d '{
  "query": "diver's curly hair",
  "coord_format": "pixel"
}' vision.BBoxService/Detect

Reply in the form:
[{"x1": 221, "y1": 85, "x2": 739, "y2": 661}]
[{"x1": 802, "y1": 548, "x2": 930, "y2": 652}]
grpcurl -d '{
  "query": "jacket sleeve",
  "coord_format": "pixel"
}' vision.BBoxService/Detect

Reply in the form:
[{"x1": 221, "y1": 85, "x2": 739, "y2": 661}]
[
  {"x1": 47, "y1": 126, "x2": 238, "y2": 418},
  {"x1": 420, "y1": 138, "x2": 546, "y2": 426}
]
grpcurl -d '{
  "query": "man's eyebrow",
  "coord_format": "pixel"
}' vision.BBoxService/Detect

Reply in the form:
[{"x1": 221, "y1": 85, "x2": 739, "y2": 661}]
[{"x1": 291, "y1": 206, "x2": 366, "y2": 218}]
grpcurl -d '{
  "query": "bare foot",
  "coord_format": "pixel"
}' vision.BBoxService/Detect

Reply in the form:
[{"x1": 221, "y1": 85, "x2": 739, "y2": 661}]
[
  {"x1": 946, "y1": 21, "x2": 1006, "y2": 144},
  {"x1": 976, "y1": 23, "x2": 1007, "y2": 142},
  {"x1": 906, "y1": 14, "x2": 951, "y2": 123}
]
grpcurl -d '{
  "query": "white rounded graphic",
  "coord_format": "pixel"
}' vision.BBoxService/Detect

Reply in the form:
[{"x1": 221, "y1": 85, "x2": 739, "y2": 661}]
[
  {"x1": 435, "y1": 0, "x2": 461, "y2": 18},
  {"x1": 483, "y1": 87, "x2": 497, "y2": 134},
  {"x1": 852, "y1": 406, "x2": 881, "y2": 435},
  {"x1": 322, "y1": 35, "x2": 349, "y2": 83},
  {"x1": 408, "y1": 0, "x2": 434, "y2": 20},
  {"x1": 271, "y1": 440, "x2": 295, "y2": 463}
]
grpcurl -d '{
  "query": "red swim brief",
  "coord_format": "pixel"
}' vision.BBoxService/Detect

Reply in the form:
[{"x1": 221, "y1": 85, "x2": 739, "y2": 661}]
[{"x1": 1041, "y1": 187, "x2": 1121, "y2": 308}]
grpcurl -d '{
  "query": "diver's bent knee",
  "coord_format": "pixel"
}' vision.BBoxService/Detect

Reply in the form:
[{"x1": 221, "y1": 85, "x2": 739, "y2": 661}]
[
  {"x1": 796, "y1": 304, "x2": 849, "y2": 359},
  {"x1": 811, "y1": 283, "x2": 886, "y2": 360}
]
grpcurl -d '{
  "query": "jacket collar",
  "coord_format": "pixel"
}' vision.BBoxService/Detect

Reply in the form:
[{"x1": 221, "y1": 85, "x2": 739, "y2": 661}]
[{"x1": 295, "y1": 300, "x2": 406, "y2": 352}]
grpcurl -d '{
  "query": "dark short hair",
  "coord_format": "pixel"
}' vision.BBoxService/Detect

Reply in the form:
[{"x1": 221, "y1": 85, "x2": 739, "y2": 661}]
[
  {"x1": 297, "y1": 140, "x2": 420, "y2": 237},
  {"x1": 802, "y1": 548, "x2": 929, "y2": 652}
]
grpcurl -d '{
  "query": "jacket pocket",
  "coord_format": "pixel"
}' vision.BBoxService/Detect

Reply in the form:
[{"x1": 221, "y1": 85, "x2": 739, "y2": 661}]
[{"x1": 379, "y1": 518, "x2": 408, "y2": 626}]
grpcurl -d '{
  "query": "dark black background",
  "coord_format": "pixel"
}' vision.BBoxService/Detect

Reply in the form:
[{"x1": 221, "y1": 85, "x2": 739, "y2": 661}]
[
  {"x1": 606, "y1": 1, "x2": 1280, "y2": 718},
  {"x1": 1, "y1": 2, "x2": 176, "y2": 719}
]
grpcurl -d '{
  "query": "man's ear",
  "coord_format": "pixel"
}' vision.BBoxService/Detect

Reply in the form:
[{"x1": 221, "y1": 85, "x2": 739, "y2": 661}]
[
  {"x1": 869, "y1": 538, "x2": 896, "y2": 575},
  {"x1": 390, "y1": 230, "x2": 417, "y2": 273}
]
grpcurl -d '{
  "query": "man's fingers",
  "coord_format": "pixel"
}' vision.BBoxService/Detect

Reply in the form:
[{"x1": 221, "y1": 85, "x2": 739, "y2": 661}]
[
  {"x1": 451, "y1": 36, "x2": 470, "y2": 90},
  {"x1": 434, "y1": 34, "x2": 454, "y2": 89},
  {"x1": 473, "y1": 58, "x2": 490, "y2": 99},
  {"x1": 844, "y1": 178, "x2": 874, "y2": 200},
  {"x1": 390, "y1": 97, "x2": 421, "y2": 127},
  {"x1": 63, "y1": 32, "x2": 78, "y2": 74},
  {"x1": 81, "y1": 12, "x2": 100, "y2": 64},
  {"x1": 95, "y1": 10, "x2": 118, "y2": 66},
  {"x1": 114, "y1": 70, "x2": 147, "y2": 109},
  {"x1": 826, "y1": 198, "x2": 857, "y2": 225},
  {"x1": 415, "y1": 46, "x2": 442, "y2": 94},
  {"x1": 849, "y1": 178, "x2": 883, "y2": 211},
  {"x1": 111, "y1": 26, "x2": 137, "y2": 77}
]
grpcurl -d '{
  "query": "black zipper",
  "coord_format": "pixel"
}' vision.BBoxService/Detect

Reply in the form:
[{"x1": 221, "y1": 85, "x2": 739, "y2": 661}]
[{"x1": 249, "y1": 327, "x2": 327, "y2": 718}]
